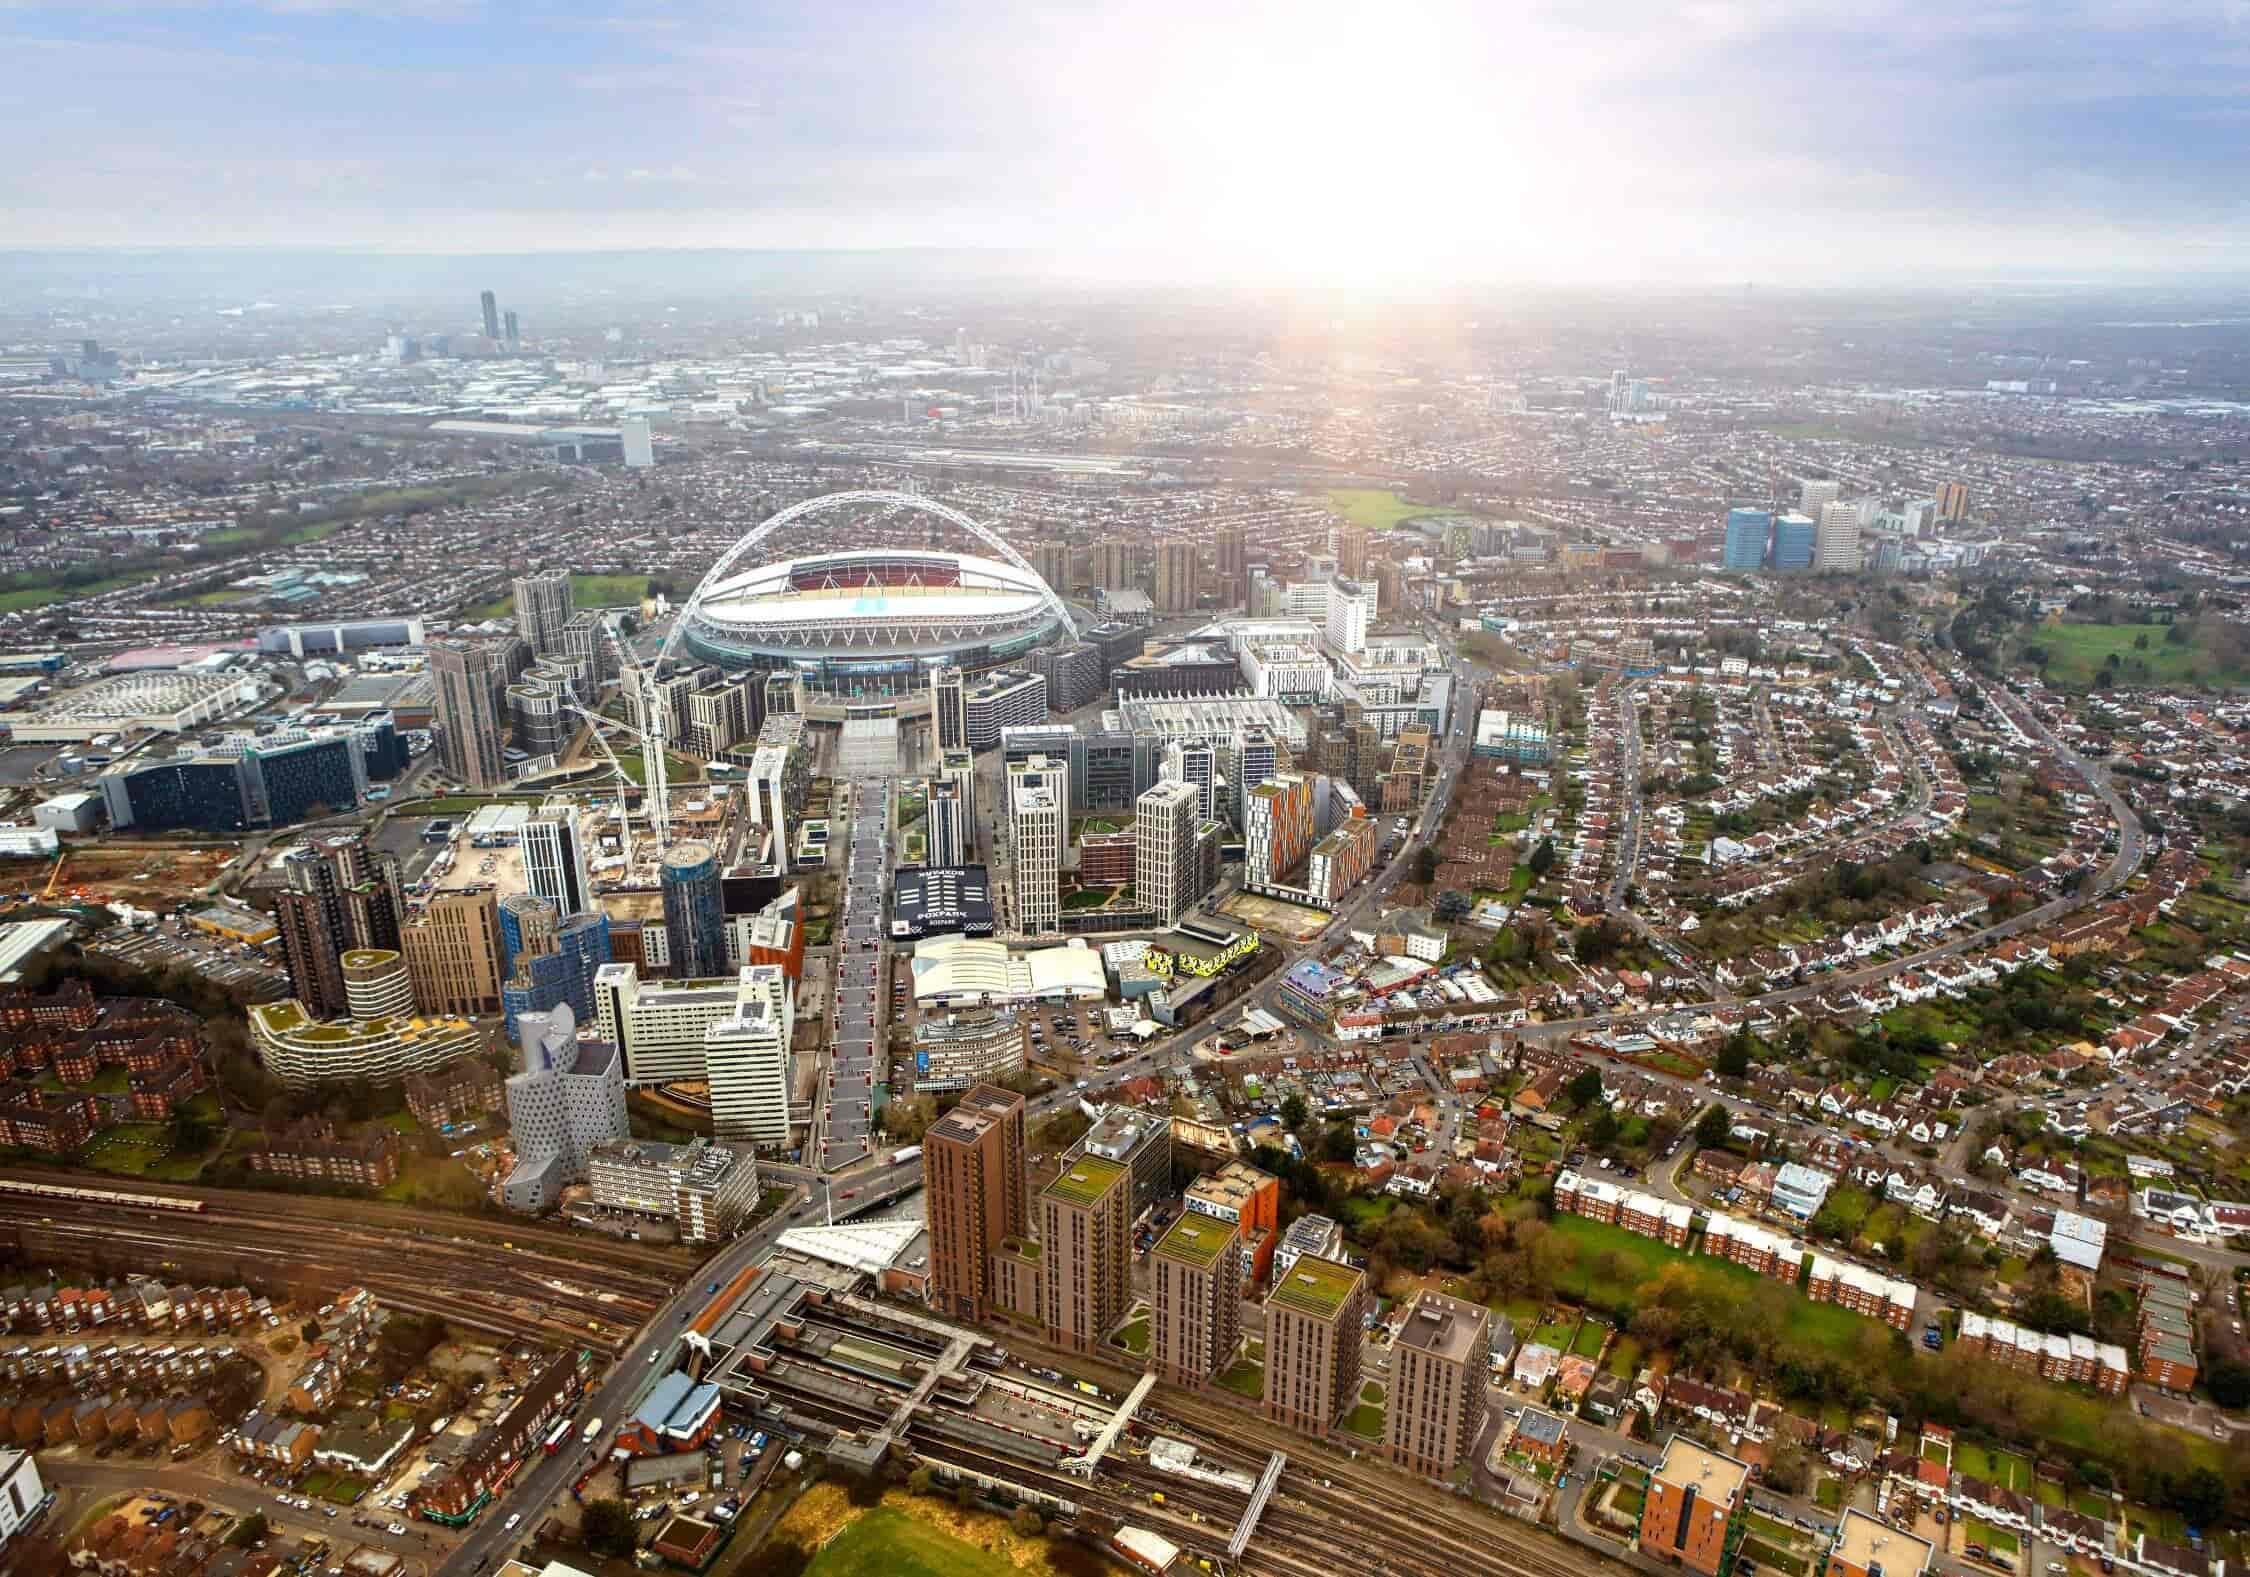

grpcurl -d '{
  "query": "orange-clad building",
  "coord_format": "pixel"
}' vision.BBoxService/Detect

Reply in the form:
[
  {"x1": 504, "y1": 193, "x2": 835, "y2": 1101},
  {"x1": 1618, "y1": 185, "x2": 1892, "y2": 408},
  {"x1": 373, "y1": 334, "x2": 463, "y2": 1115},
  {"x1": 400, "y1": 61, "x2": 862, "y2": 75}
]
[
  {"x1": 1639, "y1": 1435, "x2": 1750, "y2": 1576},
  {"x1": 1184, "y1": 1160, "x2": 1281, "y2": 1285}
]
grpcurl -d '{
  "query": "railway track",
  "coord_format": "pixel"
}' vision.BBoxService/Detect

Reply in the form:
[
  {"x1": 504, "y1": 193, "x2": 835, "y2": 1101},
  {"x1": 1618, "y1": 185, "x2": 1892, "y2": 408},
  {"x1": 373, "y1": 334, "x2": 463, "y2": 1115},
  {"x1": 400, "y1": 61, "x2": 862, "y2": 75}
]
[
  {"x1": 0, "y1": 1197, "x2": 666, "y2": 1354},
  {"x1": 996, "y1": 1331, "x2": 1626, "y2": 1577},
  {"x1": 0, "y1": 1166, "x2": 698, "y2": 1278}
]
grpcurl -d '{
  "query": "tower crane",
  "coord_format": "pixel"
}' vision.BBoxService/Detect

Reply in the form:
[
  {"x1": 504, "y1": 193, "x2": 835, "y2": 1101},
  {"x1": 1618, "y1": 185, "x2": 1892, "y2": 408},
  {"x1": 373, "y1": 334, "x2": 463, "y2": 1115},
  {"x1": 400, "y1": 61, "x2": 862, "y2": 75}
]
[{"x1": 564, "y1": 703, "x2": 647, "y2": 870}]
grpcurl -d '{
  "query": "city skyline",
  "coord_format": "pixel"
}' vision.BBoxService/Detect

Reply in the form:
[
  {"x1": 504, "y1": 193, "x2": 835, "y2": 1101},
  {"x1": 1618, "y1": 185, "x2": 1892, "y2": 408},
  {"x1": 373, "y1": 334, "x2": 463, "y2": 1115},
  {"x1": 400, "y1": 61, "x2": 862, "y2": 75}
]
[{"x1": 4, "y1": 0, "x2": 2248, "y2": 283}]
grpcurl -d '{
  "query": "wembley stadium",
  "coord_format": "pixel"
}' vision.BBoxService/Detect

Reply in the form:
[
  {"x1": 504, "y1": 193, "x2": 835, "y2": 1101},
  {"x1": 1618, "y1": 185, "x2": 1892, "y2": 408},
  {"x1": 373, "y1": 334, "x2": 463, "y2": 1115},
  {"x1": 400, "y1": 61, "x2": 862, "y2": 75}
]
[{"x1": 680, "y1": 547, "x2": 1069, "y2": 697}]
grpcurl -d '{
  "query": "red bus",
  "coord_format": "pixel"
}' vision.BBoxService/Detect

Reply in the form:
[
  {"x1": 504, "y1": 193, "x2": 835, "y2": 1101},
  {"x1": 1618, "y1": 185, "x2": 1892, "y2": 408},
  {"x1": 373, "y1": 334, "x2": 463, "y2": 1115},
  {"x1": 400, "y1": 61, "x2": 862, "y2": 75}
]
[{"x1": 543, "y1": 1419, "x2": 573, "y2": 1455}]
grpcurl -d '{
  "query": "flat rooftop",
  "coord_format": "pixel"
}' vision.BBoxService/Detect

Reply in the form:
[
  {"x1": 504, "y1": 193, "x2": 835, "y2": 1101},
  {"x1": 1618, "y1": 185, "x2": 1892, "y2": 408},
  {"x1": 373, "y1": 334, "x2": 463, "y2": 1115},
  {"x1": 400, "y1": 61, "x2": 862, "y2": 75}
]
[
  {"x1": 1042, "y1": 1155, "x2": 1126, "y2": 1210},
  {"x1": 1153, "y1": 1211, "x2": 1237, "y2": 1270},
  {"x1": 1266, "y1": 1254, "x2": 1361, "y2": 1322},
  {"x1": 1832, "y1": 1509, "x2": 1934, "y2": 1577},
  {"x1": 1654, "y1": 1435, "x2": 1751, "y2": 1506},
  {"x1": 1396, "y1": 1290, "x2": 1487, "y2": 1365}
]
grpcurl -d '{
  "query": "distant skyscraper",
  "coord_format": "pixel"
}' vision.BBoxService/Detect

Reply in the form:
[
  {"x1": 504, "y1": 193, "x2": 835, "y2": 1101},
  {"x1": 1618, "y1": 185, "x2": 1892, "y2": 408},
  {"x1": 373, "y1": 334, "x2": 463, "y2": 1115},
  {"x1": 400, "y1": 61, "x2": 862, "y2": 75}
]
[
  {"x1": 931, "y1": 665, "x2": 968, "y2": 756},
  {"x1": 1815, "y1": 501, "x2": 1864, "y2": 572},
  {"x1": 1936, "y1": 480, "x2": 1970, "y2": 522},
  {"x1": 502, "y1": 309, "x2": 520, "y2": 347},
  {"x1": 1771, "y1": 513, "x2": 1817, "y2": 571},
  {"x1": 1007, "y1": 756, "x2": 1064, "y2": 936},
  {"x1": 1216, "y1": 525, "x2": 1248, "y2": 603},
  {"x1": 522, "y1": 810, "x2": 593, "y2": 918},
  {"x1": 1335, "y1": 523, "x2": 1369, "y2": 579},
  {"x1": 480, "y1": 289, "x2": 500, "y2": 341},
  {"x1": 621, "y1": 416, "x2": 654, "y2": 468},
  {"x1": 660, "y1": 841, "x2": 728, "y2": 979},
  {"x1": 1136, "y1": 778, "x2": 1202, "y2": 926},
  {"x1": 924, "y1": 1083, "x2": 1027, "y2": 1321},
  {"x1": 1032, "y1": 539, "x2": 1070, "y2": 595},
  {"x1": 1723, "y1": 508, "x2": 1772, "y2": 572},
  {"x1": 429, "y1": 639, "x2": 509, "y2": 790},
  {"x1": 513, "y1": 569, "x2": 573, "y2": 657},
  {"x1": 1799, "y1": 478, "x2": 1841, "y2": 515},
  {"x1": 1154, "y1": 540, "x2": 1197, "y2": 612},
  {"x1": 1097, "y1": 540, "x2": 1135, "y2": 591}
]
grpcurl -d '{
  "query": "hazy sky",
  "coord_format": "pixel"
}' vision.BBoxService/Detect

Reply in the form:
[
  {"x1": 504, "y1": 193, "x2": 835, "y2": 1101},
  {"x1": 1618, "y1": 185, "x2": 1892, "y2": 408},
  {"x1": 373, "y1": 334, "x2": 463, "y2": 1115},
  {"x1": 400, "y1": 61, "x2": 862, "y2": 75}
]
[{"x1": 6, "y1": 0, "x2": 2249, "y2": 284}]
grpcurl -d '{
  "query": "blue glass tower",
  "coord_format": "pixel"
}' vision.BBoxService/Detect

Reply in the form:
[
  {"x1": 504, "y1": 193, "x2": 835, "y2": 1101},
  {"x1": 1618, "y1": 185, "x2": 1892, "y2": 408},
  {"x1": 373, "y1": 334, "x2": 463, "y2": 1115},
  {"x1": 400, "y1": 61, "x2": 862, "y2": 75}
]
[
  {"x1": 1723, "y1": 508, "x2": 1772, "y2": 571},
  {"x1": 502, "y1": 908, "x2": 610, "y2": 1043},
  {"x1": 659, "y1": 840, "x2": 728, "y2": 979},
  {"x1": 1771, "y1": 513, "x2": 1816, "y2": 571}
]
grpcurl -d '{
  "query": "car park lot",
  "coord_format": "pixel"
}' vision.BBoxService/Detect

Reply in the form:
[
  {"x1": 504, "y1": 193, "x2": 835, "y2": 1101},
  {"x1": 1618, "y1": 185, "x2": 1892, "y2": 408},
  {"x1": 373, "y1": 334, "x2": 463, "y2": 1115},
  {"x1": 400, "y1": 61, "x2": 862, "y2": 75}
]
[{"x1": 88, "y1": 921, "x2": 290, "y2": 998}]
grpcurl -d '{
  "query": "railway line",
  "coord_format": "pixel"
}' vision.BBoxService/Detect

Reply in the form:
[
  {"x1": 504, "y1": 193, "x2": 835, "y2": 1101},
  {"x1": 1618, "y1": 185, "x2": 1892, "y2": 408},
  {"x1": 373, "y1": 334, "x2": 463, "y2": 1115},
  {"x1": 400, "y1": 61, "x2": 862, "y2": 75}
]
[
  {"x1": 989, "y1": 1331, "x2": 1624, "y2": 1577},
  {"x1": 0, "y1": 1166, "x2": 698, "y2": 1278},
  {"x1": 0, "y1": 1192, "x2": 670, "y2": 1354}
]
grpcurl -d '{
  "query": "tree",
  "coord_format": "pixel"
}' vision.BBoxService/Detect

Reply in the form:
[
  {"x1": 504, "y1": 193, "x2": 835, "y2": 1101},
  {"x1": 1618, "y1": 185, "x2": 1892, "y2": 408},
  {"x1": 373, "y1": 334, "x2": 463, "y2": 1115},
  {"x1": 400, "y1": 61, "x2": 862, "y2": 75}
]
[
  {"x1": 907, "y1": 1467, "x2": 935, "y2": 1496},
  {"x1": 1585, "y1": 1109, "x2": 1620, "y2": 1150},
  {"x1": 1010, "y1": 1505, "x2": 1045, "y2": 1537},
  {"x1": 1280, "y1": 1093, "x2": 1309, "y2": 1132},
  {"x1": 1714, "y1": 1032, "x2": 1753, "y2": 1079},
  {"x1": 2174, "y1": 1466, "x2": 2227, "y2": 1528},
  {"x1": 1413, "y1": 845, "x2": 1441, "y2": 885},
  {"x1": 1527, "y1": 837, "x2": 1556, "y2": 875},
  {"x1": 227, "y1": 1513, "x2": 269, "y2": 1549},
  {"x1": 2206, "y1": 1359, "x2": 2250, "y2": 1410},
  {"x1": 1694, "y1": 1104, "x2": 1733, "y2": 1149},
  {"x1": 582, "y1": 1499, "x2": 637, "y2": 1557},
  {"x1": 1566, "y1": 1068, "x2": 1604, "y2": 1108}
]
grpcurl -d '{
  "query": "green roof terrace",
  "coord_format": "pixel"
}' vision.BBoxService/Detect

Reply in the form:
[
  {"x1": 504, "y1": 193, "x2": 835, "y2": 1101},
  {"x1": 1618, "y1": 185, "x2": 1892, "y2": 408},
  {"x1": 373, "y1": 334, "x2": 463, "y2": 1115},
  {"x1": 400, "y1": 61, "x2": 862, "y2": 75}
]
[
  {"x1": 1266, "y1": 1254, "x2": 1361, "y2": 1321},
  {"x1": 1042, "y1": 1155, "x2": 1126, "y2": 1210},
  {"x1": 1153, "y1": 1211, "x2": 1237, "y2": 1270}
]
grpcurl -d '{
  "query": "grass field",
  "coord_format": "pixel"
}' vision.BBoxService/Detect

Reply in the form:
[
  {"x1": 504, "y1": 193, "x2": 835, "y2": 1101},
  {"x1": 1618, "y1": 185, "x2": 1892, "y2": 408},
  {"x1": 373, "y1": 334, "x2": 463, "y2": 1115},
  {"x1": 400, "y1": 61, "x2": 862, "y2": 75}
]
[
  {"x1": 1546, "y1": 1214, "x2": 1881, "y2": 1352},
  {"x1": 2025, "y1": 621, "x2": 2249, "y2": 691},
  {"x1": 1328, "y1": 488, "x2": 1466, "y2": 530},
  {"x1": 1216, "y1": 1340, "x2": 1265, "y2": 1400},
  {"x1": 467, "y1": 571, "x2": 651, "y2": 620},
  {"x1": 805, "y1": 1507, "x2": 1025, "y2": 1577},
  {"x1": 1953, "y1": 1442, "x2": 2032, "y2": 1489},
  {"x1": 0, "y1": 569, "x2": 164, "y2": 611},
  {"x1": 1571, "y1": 1320, "x2": 1609, "y2": 1357},
  {"x1": 1113, "y1": 1315, "x2": 1149, "y2": 1356},
  {"x1": 1343, "y1": 1402, "x2": 1384, "y2": 1439}
]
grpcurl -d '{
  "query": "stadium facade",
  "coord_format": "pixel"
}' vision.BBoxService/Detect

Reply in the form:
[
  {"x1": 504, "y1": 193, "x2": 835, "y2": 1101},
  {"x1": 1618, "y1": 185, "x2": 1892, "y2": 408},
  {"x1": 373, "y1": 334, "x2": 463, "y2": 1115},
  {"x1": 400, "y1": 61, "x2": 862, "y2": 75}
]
[{"x1": 679, "y1": 547, "x2": 1069, "y2": 702}]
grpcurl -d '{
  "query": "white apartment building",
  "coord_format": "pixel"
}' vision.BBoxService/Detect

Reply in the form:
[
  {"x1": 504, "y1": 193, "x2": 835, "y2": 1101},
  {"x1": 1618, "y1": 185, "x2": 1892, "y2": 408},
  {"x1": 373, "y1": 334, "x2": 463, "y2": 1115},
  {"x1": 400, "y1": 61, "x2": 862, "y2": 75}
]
[
  {"x1": 1008, "y1": 755, "x2": 1064, "y2": 936},
  {"x1": 1161, "y1": 738, "x2": 1217, "y2": 820},
  {"x1": 705, "y1": 964, "x2": 794, "y2": 1145},
  {"x1": 1815, "y1": 500, "x2": 1864, "y2": 572},
  {"x1": 592, "y1": 962, "x2": 742, "y2": 1084},
  {"x1": 1137, "y1": 778, "x2": 1202, "y2": 926}
]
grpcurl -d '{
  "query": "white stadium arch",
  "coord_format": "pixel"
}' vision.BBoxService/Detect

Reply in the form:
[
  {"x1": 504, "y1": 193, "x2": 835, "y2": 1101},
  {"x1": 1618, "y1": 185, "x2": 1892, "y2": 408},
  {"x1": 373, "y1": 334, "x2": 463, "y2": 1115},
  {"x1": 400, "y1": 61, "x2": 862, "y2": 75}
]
[{"x1": 656, "y1": 489, "x2": 1078, "y2": 670}]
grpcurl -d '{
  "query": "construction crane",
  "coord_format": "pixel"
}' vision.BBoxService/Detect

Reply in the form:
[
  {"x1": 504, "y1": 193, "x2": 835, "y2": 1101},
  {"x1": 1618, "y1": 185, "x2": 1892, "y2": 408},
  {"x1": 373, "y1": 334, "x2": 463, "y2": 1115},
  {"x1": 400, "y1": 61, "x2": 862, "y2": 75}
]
[
  {"x1": 565, "y1": 704, "x2": 648, "y2": 870},
  {"x1": 600, "y1": 618, "x2": 675, "y2": 851}
]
